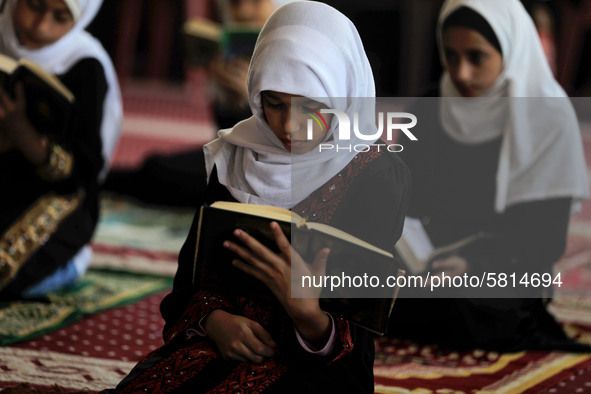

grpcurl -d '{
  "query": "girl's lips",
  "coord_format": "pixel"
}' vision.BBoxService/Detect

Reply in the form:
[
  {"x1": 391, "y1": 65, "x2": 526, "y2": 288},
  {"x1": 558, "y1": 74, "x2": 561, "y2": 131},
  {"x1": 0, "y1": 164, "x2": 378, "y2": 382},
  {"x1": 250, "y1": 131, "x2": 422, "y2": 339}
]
[
  {"x1": 290, "y1": 141, "x2": 308, "y2": 150},
  {"x1": 21, "y1": 32, "x2": 46, "y2": 48},
  {"x1": 456, "y1": 84, "x2": 477, "y2": 97},
  {"x1": 281, "y1": 139, "x2": 308, "y2": 151}
]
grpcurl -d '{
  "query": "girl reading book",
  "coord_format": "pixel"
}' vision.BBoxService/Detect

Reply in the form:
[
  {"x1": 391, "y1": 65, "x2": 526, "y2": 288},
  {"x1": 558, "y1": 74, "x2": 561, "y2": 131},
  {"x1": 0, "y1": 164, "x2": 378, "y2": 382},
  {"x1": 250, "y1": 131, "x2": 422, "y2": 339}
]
[
  {"x1": 0, "y1": 0, "x2": 122, "y2": 299},
  {"x1": 112, "y1": 2, "x2": 410, "y2": 392},
  {"x1": 389, "y1": 0, "x2": 589, "y2": 351}
]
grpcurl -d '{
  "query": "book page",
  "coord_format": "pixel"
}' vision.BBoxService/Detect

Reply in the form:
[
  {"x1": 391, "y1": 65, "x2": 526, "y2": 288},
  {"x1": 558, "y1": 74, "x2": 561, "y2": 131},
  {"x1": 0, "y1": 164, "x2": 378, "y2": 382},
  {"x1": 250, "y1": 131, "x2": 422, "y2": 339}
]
[
  {"x1": 0, "y1": 53, "x2": 18, "y2": 74},
  {"x1": 401, "y1": 217, "x2": 434, "y2": 263},
  {"x1": 307, "y1": 222, "x2": 393, "y2": 257},
  {"x1": 18, "y1": 59, "x2": 74, "y2": 102},
  {"x1": 428, "y1": 232, "x2": 495, "y2": 263},
  {"x1": 184, "y1": 18, "x2": 222, "y2": 42},
  {"x1": 210, "y1": 201, "x2": 303, "y2": 224}
]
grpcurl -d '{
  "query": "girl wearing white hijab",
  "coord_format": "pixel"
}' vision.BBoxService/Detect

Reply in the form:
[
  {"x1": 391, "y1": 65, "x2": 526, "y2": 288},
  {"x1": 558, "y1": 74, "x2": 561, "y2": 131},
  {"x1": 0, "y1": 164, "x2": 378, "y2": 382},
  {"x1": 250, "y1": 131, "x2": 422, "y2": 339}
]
[
  {"x1": 0, "y1": 0, "x2": 122, "y2": 299},
  {"x1": 113, "y1": 2, "x2": 409, "y2": 393},
  {"x1": 390, "y1": 0, "x2": 589, "y2": 351}
]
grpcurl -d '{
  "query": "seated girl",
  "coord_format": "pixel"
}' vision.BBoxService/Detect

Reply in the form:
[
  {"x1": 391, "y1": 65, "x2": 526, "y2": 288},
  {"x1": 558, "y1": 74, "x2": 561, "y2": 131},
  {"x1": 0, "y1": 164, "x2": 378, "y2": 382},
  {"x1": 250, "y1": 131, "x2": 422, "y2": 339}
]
[
  {"x1": 389, "y1": 0, "x2": 589, "y2": 351},
  {"x1": 111, "y1": 2, "x2": 410, "y2": 393},
  {"x1": 0, "y1": 0, "x2": 122, "y2": 299}
]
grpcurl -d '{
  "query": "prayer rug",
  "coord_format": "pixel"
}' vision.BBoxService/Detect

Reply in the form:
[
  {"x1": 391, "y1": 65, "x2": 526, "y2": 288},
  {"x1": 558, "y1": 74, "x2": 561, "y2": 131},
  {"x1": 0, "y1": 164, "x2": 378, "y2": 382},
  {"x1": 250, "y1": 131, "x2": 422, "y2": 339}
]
[
  {"x1": 0, "y1": 269, "x2": 172, "y2": 346},
  {"x1": 0, "y1": 292, "x2": 167, "y2": 392},
  {"x1": 373, "y1": 337, "x2": 591, "y2": 393}
]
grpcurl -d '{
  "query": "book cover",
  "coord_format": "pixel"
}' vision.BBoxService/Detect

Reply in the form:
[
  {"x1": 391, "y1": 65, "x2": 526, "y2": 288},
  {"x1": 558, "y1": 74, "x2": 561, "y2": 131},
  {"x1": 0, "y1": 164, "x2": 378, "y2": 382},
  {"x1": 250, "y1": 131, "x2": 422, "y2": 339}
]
[
  {"x1": 192, "y1": 201, "x2": 403, "y2": 335},
  {"x1": 183, "y1": 18, "x2": 260, "y2": 66},
  {"x1": 0, "y1": 54, "x2": 74, "y2": 140}
]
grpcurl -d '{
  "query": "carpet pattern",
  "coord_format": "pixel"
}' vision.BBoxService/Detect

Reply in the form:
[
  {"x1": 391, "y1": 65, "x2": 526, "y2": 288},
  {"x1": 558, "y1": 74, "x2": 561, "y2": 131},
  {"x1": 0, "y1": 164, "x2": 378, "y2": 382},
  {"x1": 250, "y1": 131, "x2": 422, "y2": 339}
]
[
  {"x1": 0, "y1": 270, "x2": 172, "y2": 346},
  {"x1": 1, "y1": 292, "x2": 168, "y2": 391},
  {"x1": 0, "y1": 347, "x2": 136, "y2": 392},
  {"x1": 373, "y1": 335, "x2": 591, "y2": 393},
  {"x1": 2, "y1": 195, "x2": 591, "y2": 392}
]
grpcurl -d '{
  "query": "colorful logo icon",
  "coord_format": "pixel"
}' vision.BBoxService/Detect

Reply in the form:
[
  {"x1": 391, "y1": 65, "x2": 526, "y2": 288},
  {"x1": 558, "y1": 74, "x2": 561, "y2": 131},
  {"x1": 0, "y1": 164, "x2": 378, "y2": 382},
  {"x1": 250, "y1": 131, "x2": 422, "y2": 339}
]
[{"x1": 304, "y1": 107, "x2": 328, "y2": 132}]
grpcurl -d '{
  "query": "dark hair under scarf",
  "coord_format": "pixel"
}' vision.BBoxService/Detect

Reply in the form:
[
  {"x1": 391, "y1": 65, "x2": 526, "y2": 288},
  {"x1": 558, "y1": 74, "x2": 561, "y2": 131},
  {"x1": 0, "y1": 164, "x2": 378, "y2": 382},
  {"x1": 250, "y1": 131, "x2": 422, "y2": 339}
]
[{"x1": 442, "y1": 6, "x2": 503, "y2": 56}]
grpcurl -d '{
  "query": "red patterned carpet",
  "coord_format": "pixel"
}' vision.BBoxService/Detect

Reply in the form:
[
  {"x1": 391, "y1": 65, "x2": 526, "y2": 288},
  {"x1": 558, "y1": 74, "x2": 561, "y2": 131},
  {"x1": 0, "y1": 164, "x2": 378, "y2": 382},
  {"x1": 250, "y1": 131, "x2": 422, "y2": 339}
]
[
  {"x1": 110, "y1": 78, "x2": 216, "y2": 170},
  {"x1": 2, "y1": 201, "x2": 591, "y2": 392},
  {"x1": 0, "y1": 292, "x2": 165, "y2": 391},
  {"x1": 2, "y1": 288, "x2": 590, "y2": 393},
  {"x1": 373, "y1": 333, "x2": 591, "y2": 393}
]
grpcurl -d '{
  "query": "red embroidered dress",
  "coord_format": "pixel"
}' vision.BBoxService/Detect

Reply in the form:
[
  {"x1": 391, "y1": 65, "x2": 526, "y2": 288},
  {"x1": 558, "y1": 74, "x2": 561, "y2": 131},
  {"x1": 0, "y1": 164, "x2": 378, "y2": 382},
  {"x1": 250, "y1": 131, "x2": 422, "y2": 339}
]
[{"x1": 113, "y1": 145, "x2": 410, "y2": 393}]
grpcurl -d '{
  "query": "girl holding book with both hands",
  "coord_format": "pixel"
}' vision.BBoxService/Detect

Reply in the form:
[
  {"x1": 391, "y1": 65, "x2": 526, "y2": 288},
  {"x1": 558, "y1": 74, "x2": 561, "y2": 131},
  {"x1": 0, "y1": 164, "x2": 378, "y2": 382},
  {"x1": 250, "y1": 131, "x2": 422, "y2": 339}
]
[
  {"x1": 0, "y1": 0, "x2": 121, "y2": 299},
  {"x1": 111, "y1": 2, "x2": 410, "y2": 393},
  {"x1": 390, "y1": 0, "x2": 589, "y2": 351}
]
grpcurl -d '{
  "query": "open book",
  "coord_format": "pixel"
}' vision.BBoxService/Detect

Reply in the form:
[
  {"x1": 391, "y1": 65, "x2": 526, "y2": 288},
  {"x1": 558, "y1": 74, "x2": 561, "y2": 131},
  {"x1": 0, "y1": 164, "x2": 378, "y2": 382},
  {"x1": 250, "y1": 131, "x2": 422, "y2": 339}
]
[
  {"x1": 183, "y1": 18, "x2": 260, "y2": 66},
  {"x1": 395, "y1": 217, "x2": 496, "y2": 275},
  {"x1": 0, "y1": 54, "x2": 74, "y2": 139},
  {"x1": 192, "y1": 201, "x2": 404, "y2": 335}
]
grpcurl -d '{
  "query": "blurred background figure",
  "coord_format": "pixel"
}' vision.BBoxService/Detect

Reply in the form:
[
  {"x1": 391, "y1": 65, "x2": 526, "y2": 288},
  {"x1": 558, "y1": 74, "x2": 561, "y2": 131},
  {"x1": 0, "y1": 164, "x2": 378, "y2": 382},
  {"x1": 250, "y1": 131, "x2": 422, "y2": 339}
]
[
  {"x1": 388, "y1": 0, "x2": 589, "y2": 352},
  {"x1": 102, "y1": 0, "x2": 294, "y2": 208},
  {"x1": 209, "y1": 0, "x2": 277, "y2": 128},
  {"x1": 0, "y1": 0, "x2": 122, "y2": 300}
]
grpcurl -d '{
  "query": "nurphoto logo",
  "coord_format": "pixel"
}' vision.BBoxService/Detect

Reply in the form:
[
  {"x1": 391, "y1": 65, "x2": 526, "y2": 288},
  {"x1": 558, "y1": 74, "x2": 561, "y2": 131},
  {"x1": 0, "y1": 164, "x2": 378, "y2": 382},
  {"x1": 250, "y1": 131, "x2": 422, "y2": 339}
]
[{"x1": 306, "y1": 108, "x2": 418, "y2": 153}]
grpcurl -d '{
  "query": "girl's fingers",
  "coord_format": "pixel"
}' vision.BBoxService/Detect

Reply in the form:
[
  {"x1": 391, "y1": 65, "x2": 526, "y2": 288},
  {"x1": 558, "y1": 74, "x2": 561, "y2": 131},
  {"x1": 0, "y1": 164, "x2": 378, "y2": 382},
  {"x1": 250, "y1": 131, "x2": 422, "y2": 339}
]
[
  {"x1": 234, "y1": 343, "x2": 265, "y2": 364},
  {"x1": 249, "y1": 322, "x2": 277, "y2": 350},
  {"x1": 243, "y1": 329, "x2": 275, "y2": 359},
  {"x1": 231, "y1": 229, "x2": 279, "y2": 265},
  {"x1": 224, "y1": 351, "x2": 250, "y2": 363},
  {"x1": 311, "y1": 247, "x2": 330, "y2": 275},
  {"x1": 269, "y1": 222, "x2": 292, "y2": 257},
  {"x1": 224, "y1": 239, "x2": 273, "y2": 276},
  {"x1": 232, "y1": 259, "x2": 268, "y2": 283},
  {"x1": 0, "y1": 87, "x2": 12, "y2": 110}
]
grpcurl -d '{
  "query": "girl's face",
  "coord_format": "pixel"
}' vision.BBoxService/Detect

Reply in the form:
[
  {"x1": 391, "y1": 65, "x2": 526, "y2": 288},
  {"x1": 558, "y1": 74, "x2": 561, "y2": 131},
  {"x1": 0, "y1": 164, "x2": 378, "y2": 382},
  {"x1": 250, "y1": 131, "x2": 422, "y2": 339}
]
[
  {"x1": 261, "y1": 91, "x2": 329, "y2": 154},
  {"x1": 13, "y1": 0, "x2": 75, "y2": 49},
  {"x1": 442, "y1": 26, "x2": 503, "y2": 97}
]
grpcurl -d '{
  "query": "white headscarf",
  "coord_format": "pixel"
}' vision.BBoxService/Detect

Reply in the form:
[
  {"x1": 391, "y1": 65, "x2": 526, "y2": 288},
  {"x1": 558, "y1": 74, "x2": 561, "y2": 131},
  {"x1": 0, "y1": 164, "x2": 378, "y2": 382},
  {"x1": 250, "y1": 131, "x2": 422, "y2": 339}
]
[
  {"x1": 0, "y1": 0, "x2": 122, "y2": 181},
  {"x1": 204, "y1": 1, "x2": 377, "y2": 209},
  {"x1": 438, "y1": 0, "x2": 589, "y2": 212},
  {"x1": 62, "y1": 0, "x2": 82, "y2": 21}
]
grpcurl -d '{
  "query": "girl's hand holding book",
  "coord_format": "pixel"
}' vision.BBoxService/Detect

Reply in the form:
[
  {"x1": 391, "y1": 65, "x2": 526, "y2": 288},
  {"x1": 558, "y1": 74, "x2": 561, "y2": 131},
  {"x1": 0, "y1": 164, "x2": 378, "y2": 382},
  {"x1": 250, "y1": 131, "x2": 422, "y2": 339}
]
[
  {"x1": 430, "y1": 255, "x2": 469, "y2": 277},
  {"x1": 0, "y1": 83, "x2": 48, "y2": 166},
  {"x1": 224, "y1": 221, "x2": 332, "y2": 348},
  {"x1": 0, "y1": 83, "x2": 27, "y2": 132}
]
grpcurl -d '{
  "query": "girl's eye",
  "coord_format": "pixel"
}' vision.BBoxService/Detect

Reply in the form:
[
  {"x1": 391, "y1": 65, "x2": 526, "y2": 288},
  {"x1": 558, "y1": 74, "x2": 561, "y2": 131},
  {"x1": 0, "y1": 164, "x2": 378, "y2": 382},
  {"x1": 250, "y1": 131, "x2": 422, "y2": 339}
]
[
  {"x1": 302, "y1": 104, "x2": 322, "y2": 112},
  {"x1": 53, "y1": 11, "x2": 71, "y2": 23},
  {"x1": 302, "y1": 106, "x2": 319, "y2": 114},
  {"x1": 467, "y1": 51, "x2": 484, "y2": 66},
  {"x1": 26, "y1": 0, "x2": 44, "y2": 12},
  {"x1": 264, "y1": 100, "x2": 284, "y2": 110},
  {"x1": 444, "y1": 50, "x2": 458, "y2": 66}
]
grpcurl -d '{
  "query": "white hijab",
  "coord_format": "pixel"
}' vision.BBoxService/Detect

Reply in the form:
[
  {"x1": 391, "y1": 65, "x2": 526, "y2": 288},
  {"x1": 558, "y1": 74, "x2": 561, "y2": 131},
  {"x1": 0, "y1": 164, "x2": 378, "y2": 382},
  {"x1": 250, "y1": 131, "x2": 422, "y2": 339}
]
[
  {"x1": 438, "y1": 0, "x2": 589, "y2": 213},
  {"x1": 204, "y1": 1, "x2": 377, "y2": 209},
  {"x1": 0, "y1": 0, "x2": 122, "y2": 181}
]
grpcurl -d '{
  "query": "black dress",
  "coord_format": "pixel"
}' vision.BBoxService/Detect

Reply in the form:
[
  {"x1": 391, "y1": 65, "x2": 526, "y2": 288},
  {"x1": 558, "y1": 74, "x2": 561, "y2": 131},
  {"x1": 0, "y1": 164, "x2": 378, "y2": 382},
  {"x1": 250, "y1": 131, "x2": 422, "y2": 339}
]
[
  {"x1": 0, "y1": 58, "x2": 107, "y2": 299},
  {"x1": 388, "y1": 91, "x2": 585, "y2": 352},
  {"x1": 112, "y1": 146, "x2": 411, "y2": 393}
]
